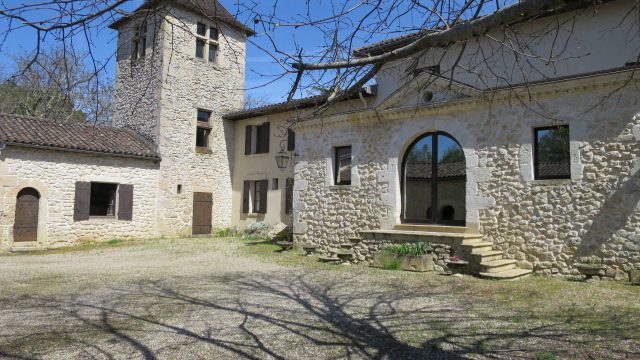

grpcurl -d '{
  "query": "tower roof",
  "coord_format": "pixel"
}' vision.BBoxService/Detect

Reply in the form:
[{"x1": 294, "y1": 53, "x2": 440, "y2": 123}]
[{"x1": 109, "y1": 0, "x2": 255, "y2": 36}]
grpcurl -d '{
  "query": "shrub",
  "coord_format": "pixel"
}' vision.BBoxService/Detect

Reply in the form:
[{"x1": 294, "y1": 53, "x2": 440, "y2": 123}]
[
  {"x1": 384, "y1": 242, "x2": 432, "y2": 256},
  {"x1": 381, "y1": 256, "x2": 402, "y2": 270},
  {"x1": 215, "y1": 227, "x2": 235, "y2": 237}
]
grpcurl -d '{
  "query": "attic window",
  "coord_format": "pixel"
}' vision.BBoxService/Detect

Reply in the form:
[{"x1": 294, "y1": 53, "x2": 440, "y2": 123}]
[{"x1": 195, "y1": 22, "x2": 219, "y2": 63}]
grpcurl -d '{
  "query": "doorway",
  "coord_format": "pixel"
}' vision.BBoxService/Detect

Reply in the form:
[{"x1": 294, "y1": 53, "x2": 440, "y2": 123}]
[{"x1": 14, "y1": 188, "x2": 40, "y2": 242}]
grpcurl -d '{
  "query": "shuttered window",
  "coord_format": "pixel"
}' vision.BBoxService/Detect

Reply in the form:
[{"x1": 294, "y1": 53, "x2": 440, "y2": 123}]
[
  {"x1": 241, "y1": 180, "x2": 268, "y2": 214},
  {"x1": 73, "y1": 182, "x2": 134, "y2": 221},
  {"x1": 287, "y1": 129, "x2": 295, "y2": 151},
  {"x1": 244, "y1": 122, "x2": 270, "y2": 155}
]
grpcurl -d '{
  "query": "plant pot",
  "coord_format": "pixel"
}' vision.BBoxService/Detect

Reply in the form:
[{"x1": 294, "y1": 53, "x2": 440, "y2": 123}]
[{"x1": 372, "y1": 253, "x2": 434, "y2": 272}]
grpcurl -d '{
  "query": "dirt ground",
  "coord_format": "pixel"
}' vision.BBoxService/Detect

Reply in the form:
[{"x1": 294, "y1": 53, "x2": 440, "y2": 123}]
[{"x1": 0, "y1": 237, "x2": 638, "y2": 359}]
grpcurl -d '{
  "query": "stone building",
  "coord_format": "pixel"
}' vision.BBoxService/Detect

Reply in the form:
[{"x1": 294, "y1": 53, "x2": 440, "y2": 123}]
[{"x1": 1, "y1": 0, "x2": 639, "y2": 280}]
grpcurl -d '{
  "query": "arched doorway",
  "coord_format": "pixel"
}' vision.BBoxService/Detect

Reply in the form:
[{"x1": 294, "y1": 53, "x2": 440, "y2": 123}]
[
  {"x1": 14, "y1": 188, "x2": 40, "y2": 242},
  {"x1": 401, "y1": 132, "x2": 466, "y2": 226}
]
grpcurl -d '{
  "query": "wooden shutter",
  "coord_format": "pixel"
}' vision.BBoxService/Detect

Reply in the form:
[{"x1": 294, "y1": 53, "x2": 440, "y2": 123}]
[
  {"x1": 74, "y1": 182, "x2": 91, "y2": 221},
  {"x1": 117, "y1": 184, "x2": 134, "y2": 221},
  {"x1": 245, "y1": 125, "x2": 252, "y2": 155},
  {"x1": 257, "y1": 179, "x2": 268, "y2": 213},
  {"x1": 258, "y1": 122, "x2": 270, "y2": 154},
  {"x1": 287, "y1": 129, "x2": 295, "y2": 151},
  {"x1": 242, "y1": 180, "x2": 250, "y2": 213},
  {"x1": 285, "y1": 178, "x2": 293, "y2": 214}
]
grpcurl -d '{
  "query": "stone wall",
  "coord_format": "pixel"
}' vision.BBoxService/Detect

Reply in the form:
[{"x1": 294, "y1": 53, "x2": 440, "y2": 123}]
[
  {"x1": 293, "y1": 74, "x2": 640, "y2": 280},
  {"x1": 0, "y1": 148, "x2": 160, "y2": 248}
]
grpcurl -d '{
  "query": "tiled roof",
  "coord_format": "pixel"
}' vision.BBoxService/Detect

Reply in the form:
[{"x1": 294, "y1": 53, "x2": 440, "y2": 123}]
[
  {"x1": 405, "y1": 161, "x2": 466, "y2": 179},
  {"x1": 352, "y1": 1, "x2": 610, "y2": 58},
  {"x1": 224, "y1": 87, "x2": 377, "y2": 121},
  {"x1": 353, "y1": 29, "x2": 434, "y2": 58},
  {"x1": 109, "y1": 0, "x2": 255, "y2": 36},
  {"x1": 0, "y1": 113, "x2": 160, "y2": 160}
]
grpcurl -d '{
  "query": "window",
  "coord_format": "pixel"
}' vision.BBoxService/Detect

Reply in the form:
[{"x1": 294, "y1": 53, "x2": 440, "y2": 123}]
[
  {"x1": 195, "y1": 22, "x2": 219, "y2": 63},
  {"x1": 287, "y1": 129, "x2": 295, "y2": 151},
  {"x1": 242, "y1": 180, "x2": 268, "y2": 214},
  {"x1": 534, "y1": 125, "x2": 570, "y2": 180},
  {"x1": 90, "y1": 183, "x2": 118, "y2": 216},
  {"x1": 131, "y1": 22, "x2": 147, "y2": 60},
  {"x1": 196, "y1": 109, "x2": 212, "y2": 150},
  {"x1": 244, "y1": 122, "x2": 270, "y2": 155},
  {"x1": 74, "y1": 182, "x2": 133, "y2": 221},
  {"x1": 195, "y1": 39, "x2": 205, "y2": 58},
  {"x1": 272, "y1": 178, "x2": 279, "y2": 190},
  {"x1": 334, "y1": 146, "x2": 352, "y2": 185},
  {"x1": 285, "y1": 178, "x2": 294, "y2": 215}
]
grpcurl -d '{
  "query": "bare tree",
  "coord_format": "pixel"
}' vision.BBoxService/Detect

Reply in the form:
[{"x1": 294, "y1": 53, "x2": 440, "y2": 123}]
[
  {"x1": 0, "y1": 47, "x2": 114, "y2": 124},
  {"x1": 1, "y1": 0, "x2": 637, "y2": 116}
]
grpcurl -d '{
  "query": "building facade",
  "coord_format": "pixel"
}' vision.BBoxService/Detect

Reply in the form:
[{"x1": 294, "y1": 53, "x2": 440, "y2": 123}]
[{"x1": 1, "y1": 0, "x2": 639, "y2": 280}]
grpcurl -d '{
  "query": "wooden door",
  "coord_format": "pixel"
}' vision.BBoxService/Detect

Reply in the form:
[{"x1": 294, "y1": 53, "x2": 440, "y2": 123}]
[
  {"x1": 192, "y1": 192, "x2": 212, "y2": 235},
  {"x1": 14, "y1": 188, "x2": 40, "y2": 242}
]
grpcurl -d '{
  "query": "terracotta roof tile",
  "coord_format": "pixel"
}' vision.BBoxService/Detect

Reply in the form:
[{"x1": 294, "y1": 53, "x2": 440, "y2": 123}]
[{"x1": 0, "y1": 113, "x2": 160, "y2": 160}]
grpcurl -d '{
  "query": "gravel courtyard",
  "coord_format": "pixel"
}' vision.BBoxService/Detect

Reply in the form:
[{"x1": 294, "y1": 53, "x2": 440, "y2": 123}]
[{"x1": 1, "y1": 237, "x2": 639, "y2": 359}]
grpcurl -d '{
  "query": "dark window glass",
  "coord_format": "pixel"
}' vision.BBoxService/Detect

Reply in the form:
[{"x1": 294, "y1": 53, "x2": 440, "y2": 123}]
[
  {"x1": 139, "y1": 22, "x2": 147, "y2": 57},
  {"x1": 334, "y1": 146, "x2": 352, "y2": 185},
  {"x1": 272, "y1": 178, "x2": 279, "y2": 190},
  {"x1": 195, "y1": 39, "x2": 205, "y2": 58},
  {"x1": 209, "y1": 27, "x2": 219, "y2": 40},
  {"x1": 208, "y1": 45, "x2": 217, "y2": 62},
  {"x1": 197, "y1": 109, "x2": 210, "y2": 122},
  {"x1": 90, "y1": 183, "x2": 118, "y2": 216},
  {"x1": 196, "y1": 127, "x2": 210, "y2": 148},
  {"x1": 534, "y1": 125, "x2": 570, "y2": 179},
  {"x1": 131, "y1": 40, "x2": 139, "y2": 60},
  {"x1": 196, "y1": 22, "x2": 206, "y2": 36},
  {"x1": 253, "y1": 180, "x2": 267, "y2": 213}
]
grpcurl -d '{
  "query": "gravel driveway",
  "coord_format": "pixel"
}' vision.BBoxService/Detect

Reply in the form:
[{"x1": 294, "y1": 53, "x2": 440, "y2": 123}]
[{"x1": 0, "y1": 238, "x2": 638, "y2": 359}]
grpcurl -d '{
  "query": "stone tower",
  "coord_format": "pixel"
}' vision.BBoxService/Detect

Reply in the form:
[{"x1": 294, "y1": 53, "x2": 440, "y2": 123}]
[{"x1": 110, "y1": 0, "x2": 254, "y2": 235}]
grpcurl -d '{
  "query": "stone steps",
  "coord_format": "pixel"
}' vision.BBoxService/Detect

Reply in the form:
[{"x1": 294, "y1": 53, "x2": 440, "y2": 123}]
[
  {"x1": 10, "y1": 242, "x2": 43, "y2": 252},
  {"x1": 393, "y1": 224, "x2": 467, "y2": 233},
  {"x1": 479, "y1": 268, "x2": 533, "y2": 280},
  {"x1": 479, "y1": 259, "x2": 518, "y2": 273},
  {"x1": 471, "y1": 250, "x2": 504, "y2": 262},
  {"x1": 358, "y1": 227, "x2": 533, "y2": 280}
]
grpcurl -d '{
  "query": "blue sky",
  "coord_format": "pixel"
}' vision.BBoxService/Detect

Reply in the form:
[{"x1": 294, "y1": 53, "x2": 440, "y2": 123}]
[{"x1": 0, "y1": 0, "x2": 400, "y2": 104}]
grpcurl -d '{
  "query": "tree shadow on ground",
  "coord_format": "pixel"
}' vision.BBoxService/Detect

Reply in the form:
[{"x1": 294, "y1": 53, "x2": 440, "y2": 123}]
[{"x1": 0, "y1": 272, "x2": 638, "y2": 359}]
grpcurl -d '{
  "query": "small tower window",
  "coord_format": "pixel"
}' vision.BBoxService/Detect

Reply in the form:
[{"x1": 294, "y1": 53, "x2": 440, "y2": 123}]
[
  {"x1": 131, "y1": 21, "x2": 147, "y2": 60},
  {"x1": 196, "y1": 109, "x2": 212, "y2": 152}
]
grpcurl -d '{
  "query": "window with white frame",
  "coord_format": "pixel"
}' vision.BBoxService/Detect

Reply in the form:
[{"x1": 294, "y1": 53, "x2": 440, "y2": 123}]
[{"x1": 195, "y1": 22, "x2": 219, "y2": 63}]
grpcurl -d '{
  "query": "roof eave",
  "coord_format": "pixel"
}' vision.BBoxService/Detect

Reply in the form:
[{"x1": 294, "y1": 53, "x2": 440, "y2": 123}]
[{"x1": 5, "y1": 142, "x2": 161, "y2": 161}]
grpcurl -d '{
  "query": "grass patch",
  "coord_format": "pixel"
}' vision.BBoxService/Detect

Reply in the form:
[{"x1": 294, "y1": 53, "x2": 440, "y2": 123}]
[{"x1": 381, "y1": 256, "x2": 402, "y2": 270}]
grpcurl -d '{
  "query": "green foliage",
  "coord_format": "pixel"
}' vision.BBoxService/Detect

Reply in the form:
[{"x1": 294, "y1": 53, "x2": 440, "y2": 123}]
[
  {"x1": 215, "y1": 227, "x2": 234, "y2": 237},
  {"x1": 381, "y1": 256, "x2": 402, "y2": 270},
  {"x1": 104, "y1": 239, "x2": 123, "y2": 246},
  {"x1": 384, "y1": 242, "x2": 432, "y2": 256},
  {"x1": 440, "y1": 147, "x2": 465, "y2": 163},
  {"x1": 536, "y1": 352, "x2": 559, "y2": 360}
]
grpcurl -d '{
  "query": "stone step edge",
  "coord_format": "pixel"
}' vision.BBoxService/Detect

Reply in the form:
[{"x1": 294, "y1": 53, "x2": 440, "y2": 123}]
[
  {"x1": 360, "y1": 230, "x2": 483, "y2": 239},
  {"x1": 479, "y1": 259, "x2": 518, "y2": 268},
  {"x1": 478, "y1": 269, "x2": 532, "y2": 280}
]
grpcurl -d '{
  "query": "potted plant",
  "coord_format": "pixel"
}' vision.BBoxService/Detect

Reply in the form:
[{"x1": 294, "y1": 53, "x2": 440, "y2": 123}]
[
  {"x1": 575, "y1": 257, "x2": 606, "y2": 280},
  {"x1": 372, "y1": 242, "x2": 434, "y2": 272}
]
